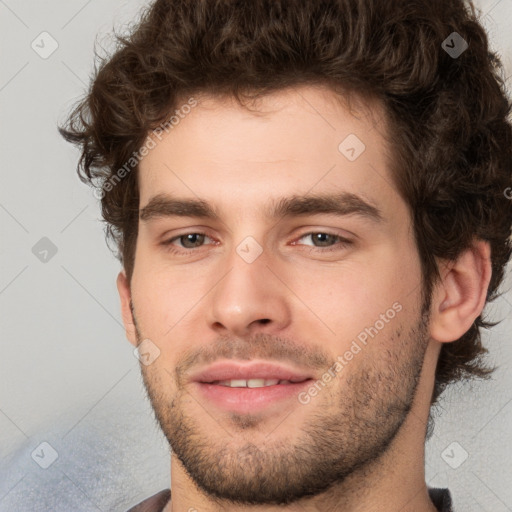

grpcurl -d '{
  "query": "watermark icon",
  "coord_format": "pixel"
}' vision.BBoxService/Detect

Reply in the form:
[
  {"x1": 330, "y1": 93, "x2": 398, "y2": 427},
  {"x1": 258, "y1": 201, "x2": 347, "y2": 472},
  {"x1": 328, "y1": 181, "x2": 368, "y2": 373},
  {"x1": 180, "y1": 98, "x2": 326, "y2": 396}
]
[
  {"x1": 134, "y1": 338, "x2": 161, "y2": 365},
  {"x1": 441, "y1": 441, "x2": 468, "y2": 469},
  {"x1": 32, "y1": 237, "x2": 58, "y2": 263},
  {"x1": 504, "y1": 187, "x2": 512, "y2": 200},
  {"x1": 298, "y1": 301, "x2": 402, "y2": 404},
  {"x1": 236, "y1": 236, "x2": 264, "y2": 264},
  {"x1": 31, "y1": 441, "x2": 59, "y2": 469},
  {"x1": 338, "y1": 133, "x2": 366, "y2": 162},
  {"x1": 94, "y1": 97, "x2": 198, "y2": 199},
  {"x1": 31, "y1": 31, "x2": 59, "y2": 59},
  {"x1": 441, "y1": 32, "x2": 468, "y2": 59}
]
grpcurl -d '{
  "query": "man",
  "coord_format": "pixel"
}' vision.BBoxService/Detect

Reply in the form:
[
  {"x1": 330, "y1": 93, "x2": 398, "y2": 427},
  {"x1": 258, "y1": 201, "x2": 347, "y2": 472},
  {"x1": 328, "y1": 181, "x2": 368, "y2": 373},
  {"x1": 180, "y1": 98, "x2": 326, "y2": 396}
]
[{"x1": 58, "y1": 0, "x2": 512, "y2": 510}]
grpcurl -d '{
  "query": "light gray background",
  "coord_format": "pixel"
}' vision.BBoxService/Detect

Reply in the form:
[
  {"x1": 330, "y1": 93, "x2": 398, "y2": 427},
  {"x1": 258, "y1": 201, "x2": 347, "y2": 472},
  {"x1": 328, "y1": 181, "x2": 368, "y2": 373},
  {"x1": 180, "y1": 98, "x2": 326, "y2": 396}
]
[{"x1": 0, "y1": 1, "x2": 511, "y2": 511}]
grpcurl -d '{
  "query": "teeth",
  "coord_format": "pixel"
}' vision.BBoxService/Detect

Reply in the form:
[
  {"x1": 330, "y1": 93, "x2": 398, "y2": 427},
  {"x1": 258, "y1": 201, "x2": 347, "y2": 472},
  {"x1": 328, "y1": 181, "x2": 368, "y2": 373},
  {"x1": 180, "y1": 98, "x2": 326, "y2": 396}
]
[{"x1": 215, "y1": 378, "x2": 289, "y2": 387}]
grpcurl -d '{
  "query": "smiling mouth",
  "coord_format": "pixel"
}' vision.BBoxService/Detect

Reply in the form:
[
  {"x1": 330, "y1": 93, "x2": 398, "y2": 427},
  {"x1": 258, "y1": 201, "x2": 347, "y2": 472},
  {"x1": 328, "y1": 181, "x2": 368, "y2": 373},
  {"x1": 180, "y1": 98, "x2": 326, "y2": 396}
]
[{"x1": 206, "y1": 378, "x2": 311, "y2": 387}]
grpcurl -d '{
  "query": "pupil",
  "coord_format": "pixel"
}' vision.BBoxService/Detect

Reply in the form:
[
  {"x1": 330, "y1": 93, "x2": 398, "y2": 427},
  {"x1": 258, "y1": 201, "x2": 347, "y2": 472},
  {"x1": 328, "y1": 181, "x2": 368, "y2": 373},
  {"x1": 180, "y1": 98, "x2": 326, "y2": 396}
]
[
  {"x1": 315, "y1": 233, "x2": 331, "y2": 246},
  {"x1": 184, "y1": 233, "x2": 203, "y2": 247}
]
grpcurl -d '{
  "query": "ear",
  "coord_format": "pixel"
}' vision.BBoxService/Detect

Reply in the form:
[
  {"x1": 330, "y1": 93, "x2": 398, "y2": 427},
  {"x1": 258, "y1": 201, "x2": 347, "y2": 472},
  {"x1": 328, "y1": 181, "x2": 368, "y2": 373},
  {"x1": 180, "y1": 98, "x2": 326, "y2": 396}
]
[
  {"x1": 116, "y1": 270, "x2": 138, "y2": 347},
  {"x1": 429, "y1": 239, "x2": 492, "y2": 343}
]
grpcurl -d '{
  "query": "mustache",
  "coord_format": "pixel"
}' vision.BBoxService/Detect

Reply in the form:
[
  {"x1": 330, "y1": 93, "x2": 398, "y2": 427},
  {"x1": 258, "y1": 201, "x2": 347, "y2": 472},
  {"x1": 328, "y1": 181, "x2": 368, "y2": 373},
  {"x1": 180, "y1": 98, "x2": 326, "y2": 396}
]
[{"x1": 173, "y1": 333, "x2": 332, "y2": 382}]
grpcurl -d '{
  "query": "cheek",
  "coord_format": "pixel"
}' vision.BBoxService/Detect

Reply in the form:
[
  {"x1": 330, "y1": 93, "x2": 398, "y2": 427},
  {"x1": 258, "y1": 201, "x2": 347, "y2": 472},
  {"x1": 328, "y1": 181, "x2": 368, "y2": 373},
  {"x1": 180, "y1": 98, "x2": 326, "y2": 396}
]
[
  {"x1": 288, "y1": 261, "x2": 402, "y2": 337},
  {"x1": 290, "y1": 246, "x2": 419, "y2": 351},
  {"x1": 131, "y1": 260, "x2": 210, "y2": 339}
]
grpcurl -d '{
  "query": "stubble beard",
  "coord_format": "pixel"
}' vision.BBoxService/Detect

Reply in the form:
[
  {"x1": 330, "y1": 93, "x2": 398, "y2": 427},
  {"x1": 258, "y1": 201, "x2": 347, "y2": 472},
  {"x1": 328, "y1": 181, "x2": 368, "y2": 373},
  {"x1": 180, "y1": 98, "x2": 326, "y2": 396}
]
[{"x1": 134, "y1": 300, "x2": 431, "y2": 506}]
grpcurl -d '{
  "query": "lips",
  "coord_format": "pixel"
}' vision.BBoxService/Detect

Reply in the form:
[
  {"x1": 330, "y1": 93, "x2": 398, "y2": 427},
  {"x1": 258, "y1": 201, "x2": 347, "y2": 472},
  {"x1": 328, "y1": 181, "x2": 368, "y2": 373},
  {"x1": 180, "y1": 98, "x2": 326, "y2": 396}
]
[
  {"x1": 189, "y1": 360, "x2": 314, "y2": 384},
  {"x1": 211, "y1": 378, "x2": 302, "y2": 387},
  {"x1": 189, "y1": 361, "x2": 315, "y2": 414}
]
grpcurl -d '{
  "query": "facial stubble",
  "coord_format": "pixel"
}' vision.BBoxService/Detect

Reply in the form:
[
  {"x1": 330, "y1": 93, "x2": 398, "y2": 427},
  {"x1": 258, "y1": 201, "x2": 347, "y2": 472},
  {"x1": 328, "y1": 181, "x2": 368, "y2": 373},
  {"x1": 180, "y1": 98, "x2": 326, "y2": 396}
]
[{"x1": 132, "y1": 300, "x2": 431, "y2": 506}]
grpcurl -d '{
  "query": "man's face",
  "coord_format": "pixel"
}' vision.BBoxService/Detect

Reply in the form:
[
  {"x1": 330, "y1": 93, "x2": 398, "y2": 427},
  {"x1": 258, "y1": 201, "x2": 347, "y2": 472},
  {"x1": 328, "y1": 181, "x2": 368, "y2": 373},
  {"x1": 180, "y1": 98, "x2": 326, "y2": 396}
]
[{"x1": 126, "y1": 86, "x2": 431, "y2": 505}]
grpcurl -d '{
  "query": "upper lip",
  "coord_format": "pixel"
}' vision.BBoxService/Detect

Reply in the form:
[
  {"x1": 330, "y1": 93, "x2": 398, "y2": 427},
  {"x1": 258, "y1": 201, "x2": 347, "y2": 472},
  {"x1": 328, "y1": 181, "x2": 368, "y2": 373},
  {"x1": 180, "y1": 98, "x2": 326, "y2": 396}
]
[{"x1": 189, "y1": 361, "x2": 314, "y2": 383}]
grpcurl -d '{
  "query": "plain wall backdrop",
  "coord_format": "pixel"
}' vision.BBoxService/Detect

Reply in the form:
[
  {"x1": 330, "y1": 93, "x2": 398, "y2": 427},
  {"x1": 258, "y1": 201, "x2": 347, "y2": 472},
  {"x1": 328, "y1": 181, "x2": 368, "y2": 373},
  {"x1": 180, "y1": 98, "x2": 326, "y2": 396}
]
[{"x1": 0, "y1": 0, "x2": 511, "y2": 510}]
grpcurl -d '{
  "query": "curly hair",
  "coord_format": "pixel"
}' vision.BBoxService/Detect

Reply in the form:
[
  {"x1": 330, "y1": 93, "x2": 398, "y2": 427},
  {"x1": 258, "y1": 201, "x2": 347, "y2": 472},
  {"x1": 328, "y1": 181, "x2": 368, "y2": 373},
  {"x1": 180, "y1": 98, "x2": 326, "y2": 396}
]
[{"x1": 58, "y1": 0, "x2": 512, "y2": 406}]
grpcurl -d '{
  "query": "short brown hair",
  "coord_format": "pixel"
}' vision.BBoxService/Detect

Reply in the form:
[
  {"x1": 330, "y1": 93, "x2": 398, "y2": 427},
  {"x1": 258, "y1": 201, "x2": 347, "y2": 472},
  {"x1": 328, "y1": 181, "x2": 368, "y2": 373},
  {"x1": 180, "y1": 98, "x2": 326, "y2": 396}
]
[{"x1": 59, "y1": 0, "x2": 512, "y2": 405}]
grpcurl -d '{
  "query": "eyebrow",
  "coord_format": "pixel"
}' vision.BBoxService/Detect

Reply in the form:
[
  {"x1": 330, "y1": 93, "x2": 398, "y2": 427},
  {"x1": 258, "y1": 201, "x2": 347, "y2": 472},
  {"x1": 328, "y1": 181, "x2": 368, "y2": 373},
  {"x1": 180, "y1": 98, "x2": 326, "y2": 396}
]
[{"x1": 139, "y1": 191, "x2": 384, "y2": 224}]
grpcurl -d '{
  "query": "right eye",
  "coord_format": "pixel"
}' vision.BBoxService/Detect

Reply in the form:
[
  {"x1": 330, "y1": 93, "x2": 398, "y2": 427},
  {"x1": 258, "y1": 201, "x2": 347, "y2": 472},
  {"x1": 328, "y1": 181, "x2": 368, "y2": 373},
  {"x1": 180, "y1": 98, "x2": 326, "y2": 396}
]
[{"x1": 161, "y1": 232, "x2": 216, "y2": 254}]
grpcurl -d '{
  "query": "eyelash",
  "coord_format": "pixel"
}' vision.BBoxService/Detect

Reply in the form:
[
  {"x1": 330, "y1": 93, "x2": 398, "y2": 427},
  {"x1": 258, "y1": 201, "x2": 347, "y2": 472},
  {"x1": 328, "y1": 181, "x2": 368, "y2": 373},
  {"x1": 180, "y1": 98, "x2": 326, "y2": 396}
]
[{"x1": 160, "y1": 231, "x2": 352, "y2": 255}]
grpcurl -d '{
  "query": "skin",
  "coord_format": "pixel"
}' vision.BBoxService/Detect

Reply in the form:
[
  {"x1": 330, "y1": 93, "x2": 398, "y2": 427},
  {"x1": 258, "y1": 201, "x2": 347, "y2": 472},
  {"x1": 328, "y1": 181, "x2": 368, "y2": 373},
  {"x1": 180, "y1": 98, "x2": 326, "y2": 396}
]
[{"x1": 117, "y1": 84, "x2": 492, "y2": 512}]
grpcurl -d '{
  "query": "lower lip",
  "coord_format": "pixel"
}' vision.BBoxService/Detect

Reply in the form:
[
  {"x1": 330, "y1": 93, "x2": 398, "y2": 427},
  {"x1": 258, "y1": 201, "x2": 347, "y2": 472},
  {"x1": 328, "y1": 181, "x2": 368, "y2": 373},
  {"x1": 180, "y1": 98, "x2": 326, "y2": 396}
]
[{"x1": 193, "y1": 380, "x2": 313, "y2": 414}]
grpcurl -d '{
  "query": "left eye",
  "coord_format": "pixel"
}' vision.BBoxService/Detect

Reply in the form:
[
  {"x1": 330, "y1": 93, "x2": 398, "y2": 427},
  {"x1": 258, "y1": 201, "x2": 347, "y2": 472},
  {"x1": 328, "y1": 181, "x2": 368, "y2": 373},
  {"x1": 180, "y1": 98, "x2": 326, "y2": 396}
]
[{"x1": 295, "y1": 232, "x2": 349, "y2": 249}]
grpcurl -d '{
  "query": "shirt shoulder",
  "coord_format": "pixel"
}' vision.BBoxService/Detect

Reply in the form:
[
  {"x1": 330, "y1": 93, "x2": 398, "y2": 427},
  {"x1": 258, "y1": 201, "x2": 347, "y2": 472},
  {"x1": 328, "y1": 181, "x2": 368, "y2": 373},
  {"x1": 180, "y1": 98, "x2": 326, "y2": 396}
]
[
  {"x1": 125, "y1": 489, "x2": 171, "y2": 512},
  {"x1": 428, "y1": 487, "x2": 453, "y2": 512}
]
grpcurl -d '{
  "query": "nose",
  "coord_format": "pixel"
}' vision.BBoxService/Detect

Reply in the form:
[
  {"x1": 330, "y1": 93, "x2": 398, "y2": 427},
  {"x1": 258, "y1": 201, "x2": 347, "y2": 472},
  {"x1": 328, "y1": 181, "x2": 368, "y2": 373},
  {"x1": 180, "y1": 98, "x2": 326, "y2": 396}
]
[{"x1": 206, "y1": 245, "x2": 292, "y2": 338}]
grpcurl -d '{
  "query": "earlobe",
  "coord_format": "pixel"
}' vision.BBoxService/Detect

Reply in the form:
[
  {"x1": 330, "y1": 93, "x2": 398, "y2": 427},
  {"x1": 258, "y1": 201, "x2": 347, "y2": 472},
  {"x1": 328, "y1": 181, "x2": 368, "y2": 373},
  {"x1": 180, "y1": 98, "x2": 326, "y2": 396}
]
[
  {"x1": 429, "y1": 240, "x2": 492, "y2": 343},
  {"x1": 116, "y1": 270, "x2": 138, "y2": 347}
]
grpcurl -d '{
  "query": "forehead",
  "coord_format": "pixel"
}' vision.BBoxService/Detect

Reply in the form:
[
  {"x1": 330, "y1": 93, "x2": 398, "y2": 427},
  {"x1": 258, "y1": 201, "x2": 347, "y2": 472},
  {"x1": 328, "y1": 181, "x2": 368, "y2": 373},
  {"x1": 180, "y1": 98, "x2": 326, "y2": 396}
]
[{"x1": 137, "y1": 85, "x2": 401, "y2": 221}]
